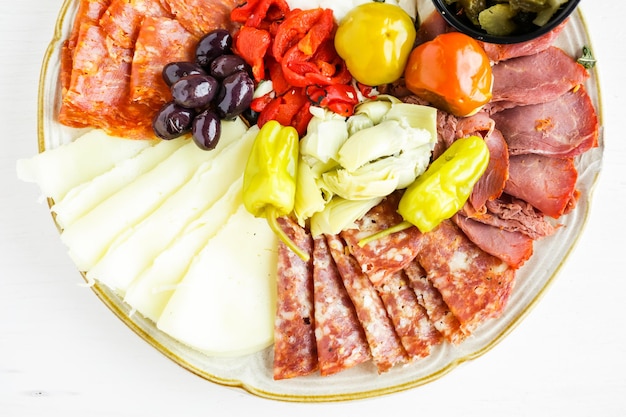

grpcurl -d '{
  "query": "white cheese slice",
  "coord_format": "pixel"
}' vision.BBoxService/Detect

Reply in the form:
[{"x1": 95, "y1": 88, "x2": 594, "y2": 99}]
[
  {"x1": 52, "y1": 137, "x2": 186, "y2": 229},
  {"x1": 17, "y1": 129, "x2": 154, "y2": 201},
  {"x1": 88, "y1": 126, "x2": 257, "y2": 294},
  {"x1": 156, "y1": 204, "x2": 278, "y2": 357},
  {"x1": 60, "y1": 119, "x2": 248, "y2": 271},
  {"x1": 124, "y1": 178, "x2": 243, "y2": 322}
]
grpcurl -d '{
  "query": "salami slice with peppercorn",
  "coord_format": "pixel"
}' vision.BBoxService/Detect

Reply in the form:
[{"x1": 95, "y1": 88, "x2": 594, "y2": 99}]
[
  {"x1": 376, "y1": 270, "x2": 442, "y2": 359},
  {"x1": 326, "y1": 234, "x2": 408, "y2": 373},
  {"x1": 273, "y1": 217, "x2": 318, "y2": 380},
  {"x1": 312, "y1": 234, "x2": 370, "y2": 376},
  {"x1": 340, "y1": 192, "x2": 423, "y2": 286},
  {"x1": 403, "y1": 260, "x2": 466, "y2": 345},
  {"x1": 415, "y1": 220, "x2": 516, "y2": 334}
]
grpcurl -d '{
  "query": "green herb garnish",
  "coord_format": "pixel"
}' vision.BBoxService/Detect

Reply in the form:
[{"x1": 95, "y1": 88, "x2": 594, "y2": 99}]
[{"x1": 578, "y1": 46, "x2": 596, "y2": 69}]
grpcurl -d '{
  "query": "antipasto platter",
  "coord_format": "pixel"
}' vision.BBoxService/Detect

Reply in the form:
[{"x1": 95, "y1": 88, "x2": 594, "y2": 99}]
[{"x1": 28, "y1": 0, "x2": 602, "y2": 401}]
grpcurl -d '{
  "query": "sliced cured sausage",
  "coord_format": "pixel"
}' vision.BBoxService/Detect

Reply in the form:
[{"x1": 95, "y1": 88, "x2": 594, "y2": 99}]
[
  {"x1": 130, "y1": 16, "x2": 198, "y2": 106},
  {"x1": 59, "y1": 23, "x2": 154, "y2": 138},
  {"x1": 273, "y1": 217, "x2": 317, "y2": 380},
  {"x1": 416, "y1": 220, "x2": 516, "y2": 334},
  {"x1": 61, "y1": 0, "x2": 112, "y2": 97},
  {"x1": 326, "y1": 234, "x2": 408, "y2": 373},
  {"x1": 340, "y1": 193, "x2": 423, "y2": 286},
  {"x1": 376, "y1": 271, "x2": 442, "y2": 359},
  {"x1": 161, "y1": 0, "x2": 240, "y2": 37},
  {"x1": 312, "y1": 235, "x2": 371, "y2": 376},
  {"x1": 403, "y1": 260, "x2": 466, "y2": 345},
  {"x1": 99, "y1": 0, "x2": 172, "y2": 49}
]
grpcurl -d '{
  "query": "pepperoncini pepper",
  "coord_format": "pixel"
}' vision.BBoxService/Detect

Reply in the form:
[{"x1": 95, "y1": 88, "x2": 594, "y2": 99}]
[
  {"x1": 404, "y1": 32, "x2": 493, "y2": 117},
  {"x1": 358, "y1": 135, "x2": 489, "y2": 246},
  {"x1": 334, "y1": 2, "x2": 416, "y2": 86},
  {"x1": 242, "y1": 120, "x2": 309, "y2": 261}
]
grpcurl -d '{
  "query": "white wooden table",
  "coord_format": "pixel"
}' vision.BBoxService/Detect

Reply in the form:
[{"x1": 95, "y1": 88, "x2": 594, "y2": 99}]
[{"x1": 2, "y1": 0, "x2": 625, "y2": 415}]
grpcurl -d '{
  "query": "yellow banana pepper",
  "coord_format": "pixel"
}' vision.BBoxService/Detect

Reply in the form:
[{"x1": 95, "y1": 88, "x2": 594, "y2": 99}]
[
  {"x1": 358, "y1": 135, "x2": 490, "y2": 246},
  {"x1": 243, "y1": 120, "x2": 309, "y2": 261},
  {"x1": 334, "y1": 2, "x2": 416, "y2": 86}
]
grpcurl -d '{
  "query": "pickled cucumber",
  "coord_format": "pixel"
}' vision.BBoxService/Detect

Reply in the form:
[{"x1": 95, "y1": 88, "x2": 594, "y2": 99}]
[{"x1": 479, "y1": 3, "x2": 517, "y2": 35}]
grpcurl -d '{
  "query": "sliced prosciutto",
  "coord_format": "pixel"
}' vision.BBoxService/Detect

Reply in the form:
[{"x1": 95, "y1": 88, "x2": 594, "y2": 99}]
[
  {"x1": 130, "y1": 16, "x2": 197, "y2": 106},
  {"x1": 326, "y1": 234, "x2": 408, "y2": 373},
  {"x1": 340, "y1": 193, "x2": 423, "y2": 286},
  {"x1": 312, "y1": 235, "x2": 371, "y2": 376},
  {"x1": 505, "y1": 154, "x2": 578, "y2": 218},
  {"x1": 376, "y1": 271, "x2": 442, "y2": 359},
  {"x1": 489, "y1": 46, "x2": 589, "y2": 113},
  {"x1": 99, "y1": 0, "x2": 172, "y2": 49},
  {"x1": 403, "y1": 260, "x2": 465, "y2": 345},
  {"x1": 416, "y1": 220, "x2": 516, "y2": 334},
  {"x1": 273, "y1": 217, "x2": 317, "y2": 380},
  {"x1": 453, "y1": 214, "x2": 534, "y2": 269},
  {"x1": 161, "y1": 0, "x2": 240, "y2": 37},
  {"x1": 491, "y1": 88, "x2": 599, "y2": 159}
]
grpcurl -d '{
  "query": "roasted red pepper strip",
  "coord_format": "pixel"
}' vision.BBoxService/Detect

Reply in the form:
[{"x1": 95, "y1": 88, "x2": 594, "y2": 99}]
[
  {"x1": 257, "y1": 87, "x2": 312, "y2": 136},
  {"x1": 306, "y1": 84, "x2": 359, "y2": 117},
  {"x1": 281, "y1": 40, "x2": 352, "y2": 87},
  {"x1": 267, "y1": 58, "x2": 291, "y2": 95},
  {"x1": 234, "y1": 26, "x2": 272, "y2": 82},
  {"x1": 230, "y1": 0, "x2": 291, "y2": 28},
  {"x1": 272, "y1": 8, "x2": 328, "y2": 61}
]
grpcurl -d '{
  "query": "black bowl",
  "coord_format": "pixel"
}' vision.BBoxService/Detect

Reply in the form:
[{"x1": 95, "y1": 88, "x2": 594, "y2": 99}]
[{"x1": 431, "y1": 0, "x2": 581, "y2": 44}]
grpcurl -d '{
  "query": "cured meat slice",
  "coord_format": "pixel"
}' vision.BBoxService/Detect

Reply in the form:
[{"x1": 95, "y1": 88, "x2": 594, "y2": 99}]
[
  {"x1": 479, "y1": 21, "x2": 567, "y2": 62},
  {"x1": 469, "y1": 128, "x2": 509, "y2": 211},
  {"x1": 340, "y1": 193, "x2": 423, "y2": 286},
  {"x1": 453, "y1": 214, "x2": 533, "y2": 269},
  {"x1": 130, "y1": 16, "x2": 197, "y2": 106},
  {"x1": 416, "y1": 221, "x2": 516, "y2": 334},
  {"x1": 273, "y1": 217, "x2": 317, "y2": 380},
  {"x1": 415, "y1": 11, "x2": 564, "y2": 62},
  {"x1": 59, "y1": 23, "x2": 155, "y2": 138},
  {"x1": 489, "y1": 47, "x2": 589, "y2": 113},
  {"x1": 161, "y1": 0, "x2": 240, "y2": 37},
  {"x1": 376, "y1": 271, "x2": 442, "y2": 359},
  {"x1": 312, "y1": 235, "x2": 371, "y2": 376},
  {"x1": 463, "y1": 195, "x2": 557, "y2": 239},
  {"x1": 491, "y1": 88, "x2": 599, "y2": 159},
  {"x1": 505, "y1": 154, "x2": 578, "y2": 218},
  {"x1": 403, "y1": 260, "x2": 465, "y2": 345},
  {"x1": 61, "y1": 0, "x2": 112, "y2": 96},
  {"x1": 455, "y1": 112, "x2": 509, "y2": 211},
  {"x1": 99, "y1": 0, "x2": 173, "y2": 49},
  {"x1": 326, "y1": 234, "x2": 408, "y2": 373}
]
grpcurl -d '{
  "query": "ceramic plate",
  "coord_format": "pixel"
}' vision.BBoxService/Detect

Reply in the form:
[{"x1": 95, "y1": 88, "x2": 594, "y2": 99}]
[{"x1": 38, "y1": 0, "x2": 603, "y2": 402}]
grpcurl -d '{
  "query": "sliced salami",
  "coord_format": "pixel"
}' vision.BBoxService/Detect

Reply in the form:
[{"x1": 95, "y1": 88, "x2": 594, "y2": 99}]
[
  {"x1": 416, "y1": 221, "x2": 516, "y2": 334},
  {"x1": 341, "y1": 193, "x2": 423, "y2": 286},
  {"x1": 273, "y1": 217, "x2": 317, "y2": 380},
  {"x1": 326, "y1": 234, "x2": 408, "y2": 373},
  {"x1": 376, "y1": 270, "x2": 442, "y2": 359},
  {"x1": 312, "y1": 235, "x2": 371, "y2": 376},
  {"x1": 99, "y1": 0, "x2": 173, "y2": 49},
  {"x1": 161, "y1": 0, "x2": 240, "y2": 37},
  {"x1": 403, "y1": 260, "x2": 466, "y2": 345},
  {"x1": 130, "y1": 16, "x2": 197, "y2": 107}
]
